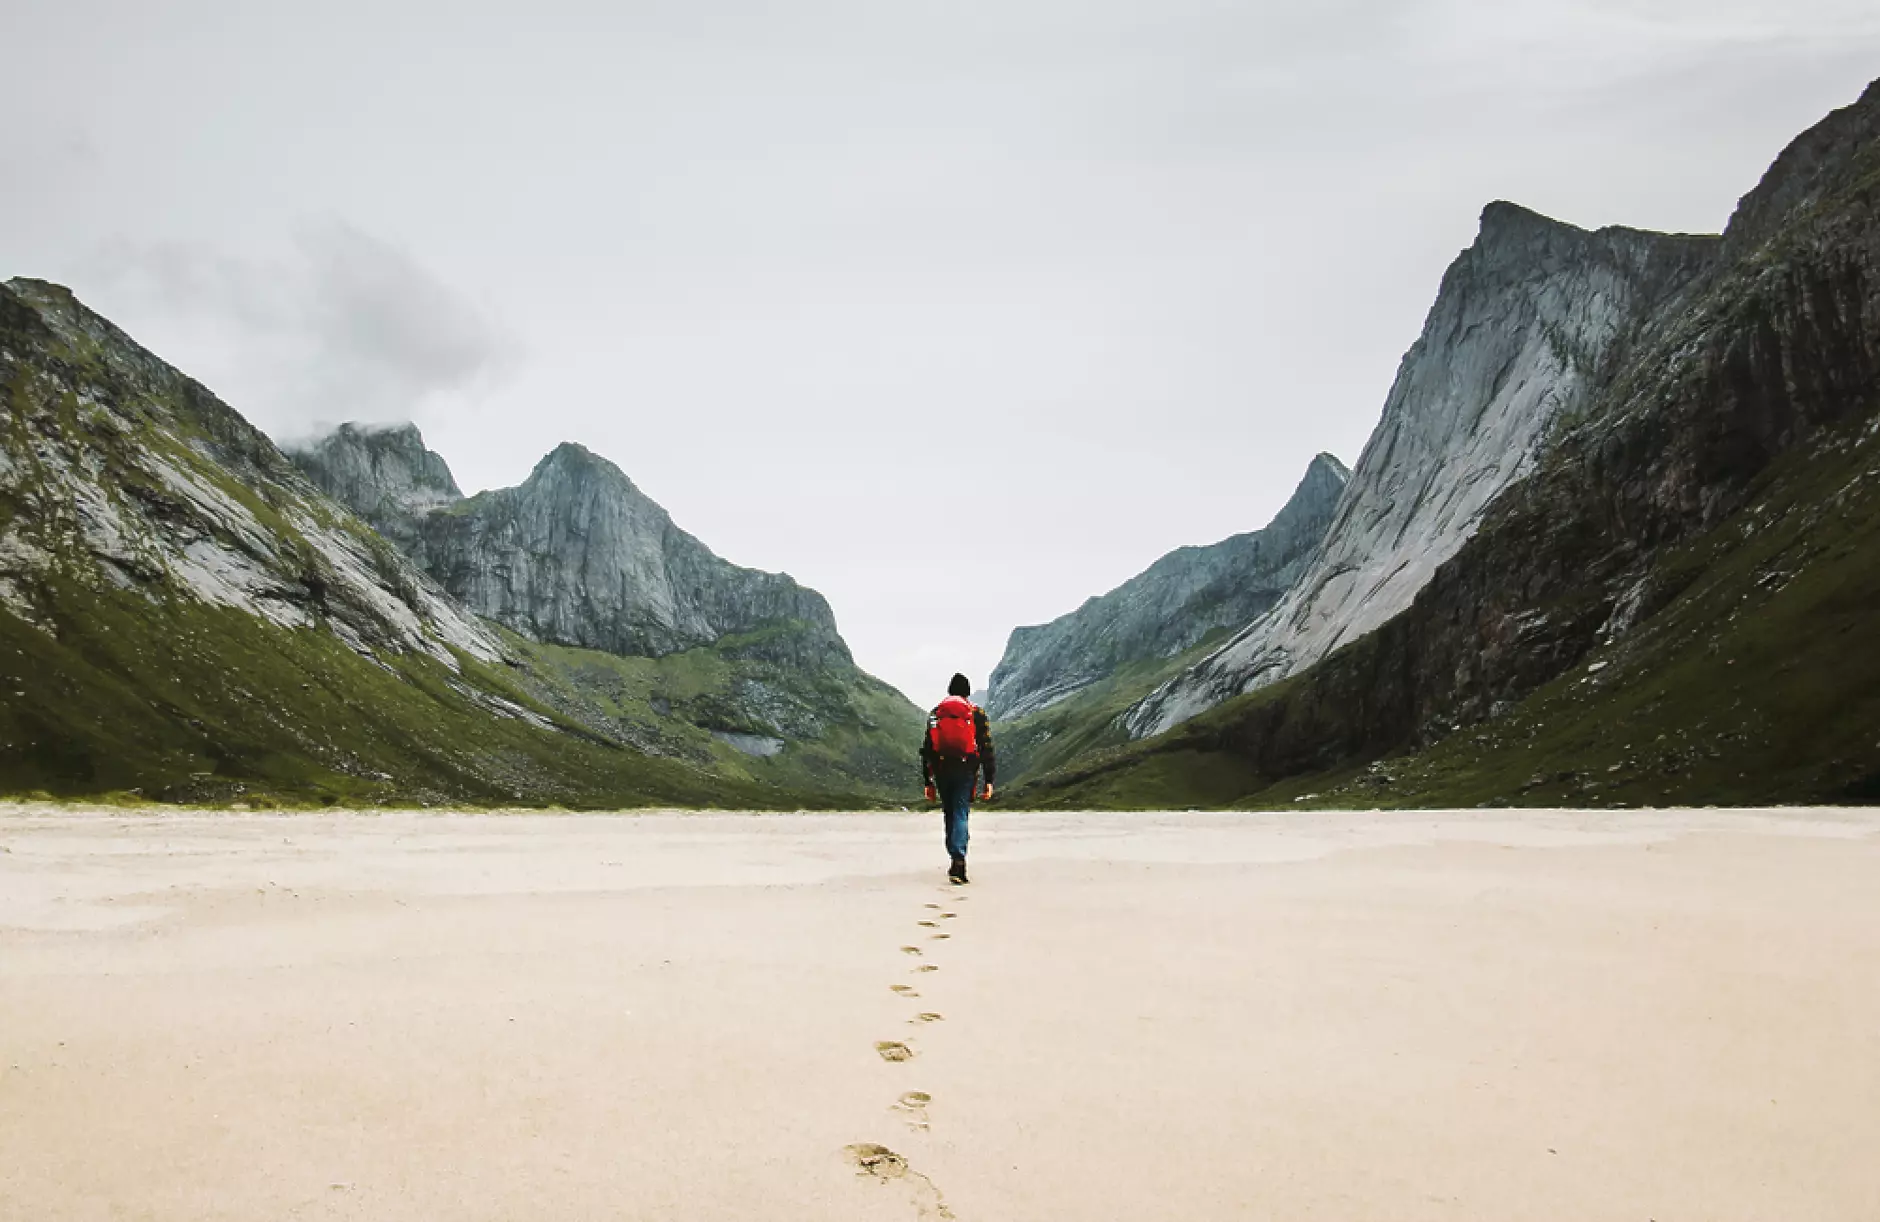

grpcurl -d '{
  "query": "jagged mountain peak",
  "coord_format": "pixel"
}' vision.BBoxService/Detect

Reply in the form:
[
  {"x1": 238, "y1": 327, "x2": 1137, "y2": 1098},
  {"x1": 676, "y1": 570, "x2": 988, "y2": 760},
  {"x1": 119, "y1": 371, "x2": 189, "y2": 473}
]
[
  {"x1": 526, "y1": 440, "x2": 649, "y2": 496},
  {"x1": 1726, "y1": 75, "x2": 1880, "y2": 253},
  {"x1": 1476, "y1": 200, "x2": 1575, "y2": 238},
  {"x1": 5, "y1": 276, "x2": 86, "y2": 315},
  {"x1": 1278, "y1": 452, "x2": 1351, "y2": 514},
  {"x1": 536, "y1": 439, "x2": 607, "y2": 469},
  {"x1": 2, "y1": 286, "x2": 920, "y2": 804},
  {"x1": 1473, "y1": 200, "x2": 1671, "y2": 244},
  {"x1": 301, "y1": 421, "x2": 455, "y2": 480},
  {"x1": 1033, "y1": 75, "x2": 1880, "y2": 810},
  {"x1": 1460, "y1": 201, "x2": 1716, "y2": 291},
  {"x1": 1309, "y1": 450, "x2": 1349, "y2": 472},
  {"x1": 0, "y1": 280, "x2": 504, "y2": 671},
  {"x1": 288, "y1": 421, "x2": 463, "y2": 554},
  {"x1": 986, "y1": 451, "x2": 1349, "y2": 722},
  {"x1": 294, "y1": 425, "x2": 849, "y2": 665},
  {"x1": 5, "y1": 277, "x2": 285, "y2": 481},
  {"x1": 1125, "y1": 188, "x2": 1721, "y2": 738},
  {"x1": 327, "y1": 420, "x2": 439, "y2": 454}
]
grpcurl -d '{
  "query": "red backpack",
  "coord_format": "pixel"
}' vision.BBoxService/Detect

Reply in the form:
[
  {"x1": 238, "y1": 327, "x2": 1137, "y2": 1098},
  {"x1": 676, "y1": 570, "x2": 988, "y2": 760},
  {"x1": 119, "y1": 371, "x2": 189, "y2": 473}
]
[{"x1": 929, "y1": 695, "x2": 978, "y2": 760}]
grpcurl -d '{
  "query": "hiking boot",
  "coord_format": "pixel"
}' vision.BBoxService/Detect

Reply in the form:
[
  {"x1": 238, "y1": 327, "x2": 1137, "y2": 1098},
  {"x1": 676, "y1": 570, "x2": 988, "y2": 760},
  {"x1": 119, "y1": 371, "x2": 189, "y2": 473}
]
[{"x1": 948, "y1": 856, "x2": 968, "y2": 885}]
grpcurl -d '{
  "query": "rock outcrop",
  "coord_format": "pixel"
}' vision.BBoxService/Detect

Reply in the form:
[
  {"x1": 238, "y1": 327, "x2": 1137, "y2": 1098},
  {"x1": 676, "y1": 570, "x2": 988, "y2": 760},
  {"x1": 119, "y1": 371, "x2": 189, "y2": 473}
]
[
  {"x1": 1026, "y1": 76, "x2": 1880, "y2": 809},
  {"x1": 0, "y1": 280, "x2": 918, "y2": 805},
  {"x1": 1126, "y1": 203, "x2": 1718, "y2": 737},
  {"x1": 295, "y1": 429, "x2": 852, "y2": 666},
  {"x1": 287, "y1": 422, "x2": 462, "y2": 555},
  {"x1": 0, "y1": 278, "x2": 504, "y2": 667},
  {"x1": 986, "y1": 452, "x2": 1349, "y2": 720}
]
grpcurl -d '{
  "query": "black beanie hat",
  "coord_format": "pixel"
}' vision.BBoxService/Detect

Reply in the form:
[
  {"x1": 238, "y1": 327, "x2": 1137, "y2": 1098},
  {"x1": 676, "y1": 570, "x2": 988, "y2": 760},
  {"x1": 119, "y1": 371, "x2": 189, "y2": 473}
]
[{"x1": 948, "y1": 673, "x2": 972, "y2": 697}]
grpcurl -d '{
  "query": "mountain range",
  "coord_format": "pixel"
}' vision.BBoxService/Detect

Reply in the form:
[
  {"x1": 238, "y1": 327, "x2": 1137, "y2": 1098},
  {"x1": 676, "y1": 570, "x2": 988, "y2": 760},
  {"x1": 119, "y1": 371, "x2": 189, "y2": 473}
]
[
  {"x1": 987, "y1": 452, "x2": 1349, "y2": 723},
  {"x1": 4, "y1": 78, "x2": 1877, "y2": 810},
  {"x1": 0, "y1": 283, "x2": 919, "y2": 806},
  {"x1": 998, "y1": 77, "x2": 1880, "y2": 809}
]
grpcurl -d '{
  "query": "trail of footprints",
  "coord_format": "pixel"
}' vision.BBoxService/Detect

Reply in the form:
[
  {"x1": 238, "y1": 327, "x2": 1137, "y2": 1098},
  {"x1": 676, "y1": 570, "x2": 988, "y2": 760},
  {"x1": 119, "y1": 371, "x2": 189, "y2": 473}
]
[{"x1": 844, "y1": 890, "x2": 968, "y2": 1219}]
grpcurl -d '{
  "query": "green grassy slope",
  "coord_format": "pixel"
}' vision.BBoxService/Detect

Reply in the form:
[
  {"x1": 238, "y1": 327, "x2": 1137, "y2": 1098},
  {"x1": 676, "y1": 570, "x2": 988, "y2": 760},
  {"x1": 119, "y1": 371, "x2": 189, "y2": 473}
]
[
  {"x1": 0, "y1": 277, "x2": 923, "y2": 808},
  {"x1": 1017, "y1": 414, "x2": 1880, "y2": 809},
  {"x1": 1012, "y1": 82, "x2": 1880, "y2": 812},
  {"x1": 505, "y1": 627, "x2": 922, "y2": 799},
  {"x1": 0, "y1": 582, "x2": 920, "y2": 809},
  {"x1": 988, "y1": 632, "x2": 1230, "y2": 785}
]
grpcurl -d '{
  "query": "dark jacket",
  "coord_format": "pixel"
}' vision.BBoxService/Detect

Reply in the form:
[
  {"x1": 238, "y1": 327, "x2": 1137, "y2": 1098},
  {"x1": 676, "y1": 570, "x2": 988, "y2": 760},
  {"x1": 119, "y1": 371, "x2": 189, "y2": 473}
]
[{"x1": 919, "y1": 702, "x2": 996, "y2": 787}]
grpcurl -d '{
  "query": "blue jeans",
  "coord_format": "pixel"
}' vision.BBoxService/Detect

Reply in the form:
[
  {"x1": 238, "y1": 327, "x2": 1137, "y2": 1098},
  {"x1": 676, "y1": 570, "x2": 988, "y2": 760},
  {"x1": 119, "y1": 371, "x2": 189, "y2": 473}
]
[{"x1": 936, "y1": 769, "x2": 975, "y2": 860}]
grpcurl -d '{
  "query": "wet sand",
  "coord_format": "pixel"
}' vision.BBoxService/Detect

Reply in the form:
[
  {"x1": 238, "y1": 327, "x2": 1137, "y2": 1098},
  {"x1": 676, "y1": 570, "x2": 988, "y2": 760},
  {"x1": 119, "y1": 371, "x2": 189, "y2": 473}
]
[{"x1": 3, "y1": 806, "x2": 1877, "y2": 1220}]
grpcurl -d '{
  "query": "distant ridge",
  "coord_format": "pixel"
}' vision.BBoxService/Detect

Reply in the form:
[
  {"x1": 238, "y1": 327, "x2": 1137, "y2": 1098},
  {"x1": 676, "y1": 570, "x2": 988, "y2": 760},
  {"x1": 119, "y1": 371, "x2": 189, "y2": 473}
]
[
  {"x1": 987, "y1": 451, "x2": 1348, "y2": 721},
  {"x1": 1021, "y1": 75, "x2": 1880, "y2": 810},
  {"x1": 1127, "y1": 202, "x2": 1718, "y2": 737}
]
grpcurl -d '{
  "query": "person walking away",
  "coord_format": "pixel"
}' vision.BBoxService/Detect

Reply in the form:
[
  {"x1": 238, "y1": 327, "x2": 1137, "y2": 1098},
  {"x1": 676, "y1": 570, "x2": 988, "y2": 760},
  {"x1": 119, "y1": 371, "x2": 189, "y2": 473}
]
[{"x1": 921, "y1": 673, "x2": 995, "y2": 884}]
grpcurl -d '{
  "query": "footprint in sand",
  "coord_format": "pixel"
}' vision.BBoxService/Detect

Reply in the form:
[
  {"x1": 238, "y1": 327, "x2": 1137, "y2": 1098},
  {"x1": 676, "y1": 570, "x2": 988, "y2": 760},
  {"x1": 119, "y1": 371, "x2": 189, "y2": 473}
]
[
  {"x1": 917, "y1": 920, "x2": 938, "y2": 928},
  {"x1": 876, "y1": 1041, "x2": 915, "y2": 1062},
  {"x1": 892, "y1": 1090, "x2": 933, "y2": 1131},
  {"x1": 844, "y1": 1144, "x2": 956, "y2": 1220},
  {"x1": 847, "y1": 1143, "x2": 911, "y2": 1182},
  {"x1": 891, "y1": 984, "x2": 919, "y2": 996},
  {"x1": 900, "y1": 946, "x2": 923, "y2": 956},
  {"x1": 929, "y1": 933, "x2": 951, "y2": 940},
  {"x1": 923, "y1": 903, "x2": 943, "y2": 910},
  {"x1": 913, "y1": 1012, "x2": 943, "y2": 1023},
  {"x1": 939, "y1": 912, "x2": 957, "y2": 919},
  {"x1": 914, "y1": 964, "x2": 939, "y2": 973}
]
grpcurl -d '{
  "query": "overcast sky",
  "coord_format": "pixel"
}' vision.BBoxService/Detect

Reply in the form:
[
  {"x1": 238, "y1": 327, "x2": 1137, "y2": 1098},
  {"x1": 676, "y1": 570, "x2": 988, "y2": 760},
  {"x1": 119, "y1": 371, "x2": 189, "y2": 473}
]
[{"x1": 5, "y1": 3, "x2": 1877, "y2": 702}]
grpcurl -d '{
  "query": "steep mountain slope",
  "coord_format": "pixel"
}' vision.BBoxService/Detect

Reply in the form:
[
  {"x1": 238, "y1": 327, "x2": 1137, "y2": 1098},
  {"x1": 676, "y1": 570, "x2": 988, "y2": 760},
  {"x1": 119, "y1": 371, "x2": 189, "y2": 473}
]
[
  {"x1": 0, "y1": 279, "x2": 503, "y2": 669},
  {"x1": 290, "y1": 422, "x2": 916, "y2": 788},
  {"x1": 431, "y1": 443, "x2": 847, "y2": 664},
  {"x1": 1021, "y1": 78, "x2": 1880, "y2": 809},
  {"x1": 986, "y1": 452, "x2": 1348, "y2": 721},
  {"x1": 287, "y1": 422, "x2": 462, "y2": 554},
  {"x1": 0, "y1": 279, "x2": 915, "y2": 805},
  {"x1": 294, "y1": 426, "x2": 848, "y2": 665},
  {"x1": 981, "y1": 636, "x2": 1230, "y2": 789},
  {"x1": 1127, "y1": 205, "x2": 1718, "y2": 737}
]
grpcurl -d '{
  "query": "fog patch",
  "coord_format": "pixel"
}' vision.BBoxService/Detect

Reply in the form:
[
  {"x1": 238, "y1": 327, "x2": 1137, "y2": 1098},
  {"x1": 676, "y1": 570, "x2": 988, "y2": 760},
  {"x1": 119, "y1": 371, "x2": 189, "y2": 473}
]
[{"x1": 89, "y1": 219, "x2": 516, "y2": 443}]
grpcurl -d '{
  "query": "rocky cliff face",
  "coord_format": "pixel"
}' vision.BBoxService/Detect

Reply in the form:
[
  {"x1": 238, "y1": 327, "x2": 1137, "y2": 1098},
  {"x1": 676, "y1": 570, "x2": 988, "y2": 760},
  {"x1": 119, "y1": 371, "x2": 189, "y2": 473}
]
[
  {"x1": 1028, "y1": 77, "x2": 1880, "y2": 808},
  {"x1": 0, "y1": 280, "x2": 916, "y2": 804},
  {"x1": 287, "y1": 422, "x2": 462, "y2": 555},
  {"x1": 0, "y1": 278, "x2": 503, "y2": 668},
  {"x1": 295, "y1": 429, "x2": 852, "y2": 666},
  {"x1": 1126, "y1": 203, "x2": 1718, "y2": 737},
  {"x1": 986, "y1": 452, "x2": 1349, "y2": 720}
]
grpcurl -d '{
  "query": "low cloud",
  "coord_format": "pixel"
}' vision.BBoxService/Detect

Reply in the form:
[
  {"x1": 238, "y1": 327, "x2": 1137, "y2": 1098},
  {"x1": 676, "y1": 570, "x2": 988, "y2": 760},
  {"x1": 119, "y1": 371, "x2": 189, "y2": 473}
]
[{"x1": 92, "y1": 219, "x2": 516, "y2": 442}]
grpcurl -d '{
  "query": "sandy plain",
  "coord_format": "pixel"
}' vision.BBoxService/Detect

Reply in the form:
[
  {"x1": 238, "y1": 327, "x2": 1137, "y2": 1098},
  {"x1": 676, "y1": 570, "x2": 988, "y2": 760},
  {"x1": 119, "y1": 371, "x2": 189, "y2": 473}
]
[{"x1": 2, "y1": 805, "x2": 1877, "y2": 1221}]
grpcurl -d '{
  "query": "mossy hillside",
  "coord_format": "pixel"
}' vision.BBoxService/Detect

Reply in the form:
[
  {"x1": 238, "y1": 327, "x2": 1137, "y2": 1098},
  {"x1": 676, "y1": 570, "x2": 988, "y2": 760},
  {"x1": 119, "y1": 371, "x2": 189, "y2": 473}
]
[
  {"x1": 1015, "y1": 412, "x2": 1880, "y2": 810},
  {"x1": 0, "y1": 575, "x2": 871, "y2": 809},
  {"x1": 5, "y1": 278, "x2": 924, "y2": 807},
  {"x1": 1013, "y1": 84, "x2": 1880, "y2": 812},
  {"x1": 1298, "y1": 414, "x2": 1880, "y2": 810},
  {"x1": 506, "y1": 625, "x2": 922, "y2": 800},
  {"x1": 989, "y1": 632, "x2": 1231, "y2": 786},
  {"x1": 2, "y1": 286, "x2": 463, "y2": 660}
]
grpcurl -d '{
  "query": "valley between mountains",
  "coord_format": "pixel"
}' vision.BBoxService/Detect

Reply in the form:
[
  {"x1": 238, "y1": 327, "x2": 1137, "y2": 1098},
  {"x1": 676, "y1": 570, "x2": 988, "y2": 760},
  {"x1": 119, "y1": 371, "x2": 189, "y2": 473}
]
[{"x1": 4, "y1": 78, "x2": 1879, "y2": 810}]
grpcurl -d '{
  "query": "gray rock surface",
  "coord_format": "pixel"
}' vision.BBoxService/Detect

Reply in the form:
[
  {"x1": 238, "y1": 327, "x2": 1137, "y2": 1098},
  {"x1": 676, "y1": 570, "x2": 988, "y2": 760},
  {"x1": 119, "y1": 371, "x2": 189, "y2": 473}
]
[
  {"x1": 287, "y1": 423, "x2": 462, "y2": 554},
  {"x1": 296, "y1": 429, "x2": 852, "y2": 665},
  {"x1": 987, "y1": 453, "x2": 1349, "y2": 720},
  {"x1": 1125, "y1": 203, "x2": 1717, "y2": 738},
  {"x1": 0, "y1": 278, "x2": 505, "y2": 667},
  {"x1": 1034, "y1": 77, "x2": 1880, "y2": 806}
]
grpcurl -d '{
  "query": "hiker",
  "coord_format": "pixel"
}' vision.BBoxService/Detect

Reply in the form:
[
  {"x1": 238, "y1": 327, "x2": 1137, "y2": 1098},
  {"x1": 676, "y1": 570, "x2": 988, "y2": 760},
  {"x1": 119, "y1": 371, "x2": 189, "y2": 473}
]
[{"x1": 920, "y1": 673, "x2": 995, "y2": 885}]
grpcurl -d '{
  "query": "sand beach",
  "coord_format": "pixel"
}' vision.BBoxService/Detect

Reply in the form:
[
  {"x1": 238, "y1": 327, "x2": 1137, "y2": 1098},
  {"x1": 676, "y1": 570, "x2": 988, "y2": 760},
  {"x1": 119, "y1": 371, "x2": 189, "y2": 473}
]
[{"x1": 3, "y1": 806, "x2": 1877, "y2": 1220}]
